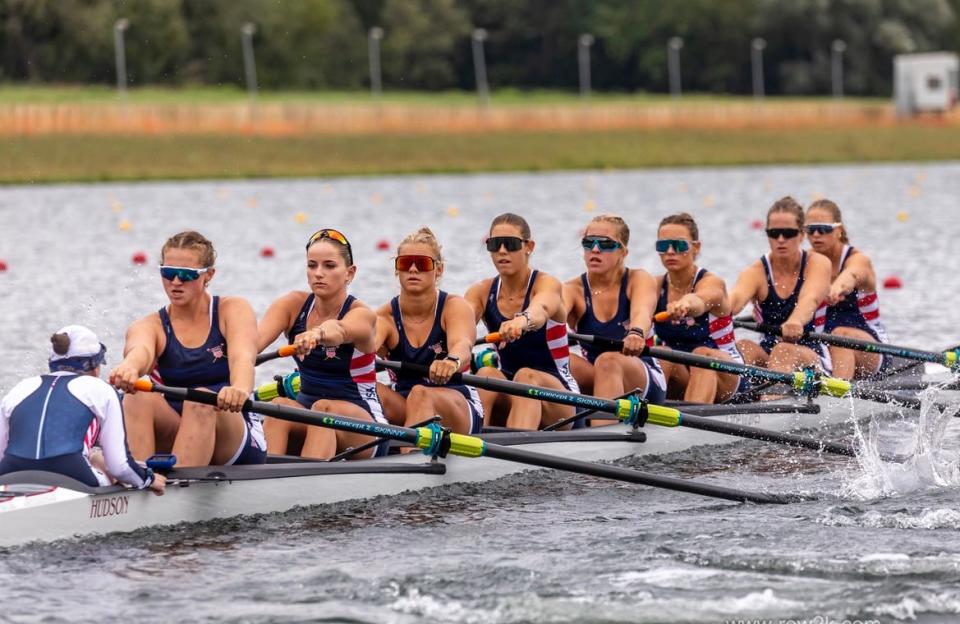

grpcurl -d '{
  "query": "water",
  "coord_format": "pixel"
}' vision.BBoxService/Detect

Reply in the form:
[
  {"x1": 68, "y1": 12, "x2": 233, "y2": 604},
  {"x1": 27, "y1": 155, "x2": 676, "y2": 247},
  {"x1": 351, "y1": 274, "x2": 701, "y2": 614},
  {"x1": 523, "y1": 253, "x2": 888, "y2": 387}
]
[{"x1": 2, "y1": 163, "x2": 960, "y2": 622}]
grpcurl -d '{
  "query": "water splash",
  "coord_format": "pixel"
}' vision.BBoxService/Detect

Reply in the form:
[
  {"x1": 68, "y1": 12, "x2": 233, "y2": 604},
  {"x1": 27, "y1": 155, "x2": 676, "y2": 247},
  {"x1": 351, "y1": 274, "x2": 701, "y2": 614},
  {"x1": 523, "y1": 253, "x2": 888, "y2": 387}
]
[{"x1": 841, "y1": 385, "x2": 960, "y2": 499}]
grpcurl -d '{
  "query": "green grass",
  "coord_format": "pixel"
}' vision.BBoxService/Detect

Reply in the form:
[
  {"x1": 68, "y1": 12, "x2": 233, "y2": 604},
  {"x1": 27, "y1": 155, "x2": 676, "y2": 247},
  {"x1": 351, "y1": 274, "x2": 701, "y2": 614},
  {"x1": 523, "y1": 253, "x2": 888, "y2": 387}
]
[
  {"x1": 0, "y1": 84, "x2": 888, "y2": 108},
  {"x1": 2, "y1": 125, "x2": 958, "y2": 184}
]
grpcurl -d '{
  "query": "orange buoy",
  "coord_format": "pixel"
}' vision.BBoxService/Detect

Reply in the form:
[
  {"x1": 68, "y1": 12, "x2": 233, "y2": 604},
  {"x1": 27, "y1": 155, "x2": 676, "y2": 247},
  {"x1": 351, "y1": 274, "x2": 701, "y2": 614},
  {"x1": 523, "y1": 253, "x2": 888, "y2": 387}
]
[
  {"x1": 882, "y1": 275, "x2": 902, "y2": 289},
  {"x1": 376, "y1": 239, "x2": 390, "y2": 251},
  {"x1": 131, "y1": 251, "x2": 147, "y2": 265},
  {"x1": 750, "y1": 219, "x2": 763, "y2": 230},
  {"x1": 260, "y1": 246, "x2": 275, "y2": 258},
  {"x1": 0, "y1": 259, "x2": 7, "y2": 272}
]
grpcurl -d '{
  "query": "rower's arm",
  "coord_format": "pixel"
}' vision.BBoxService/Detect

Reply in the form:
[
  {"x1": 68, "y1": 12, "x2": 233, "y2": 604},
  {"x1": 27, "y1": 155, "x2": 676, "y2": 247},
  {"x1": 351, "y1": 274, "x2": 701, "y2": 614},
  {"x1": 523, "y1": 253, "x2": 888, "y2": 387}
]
[
  {"x1": 463, "y1": 280, "x2": 489, "y2": 324},
  {"x1": 562, "y1": 278, "x2": 585, "y2": 328},
  {"x1": 728, "y1": 263, "x2": 762, "y2": 316},
  {"x1": 626, "y1": 269, "x2": 657, "y2": 334},
  {"x1": 0, "y1": 396, "x2": 9, "y2": 457},
  {"x1": 257, "y1": 291, "x2": 300, "y2": 351},
  {"x1": 832, "y1": 252, "x2": 877, "y2": 300},
  {"x1": 684, "y1": 273, "x2": 728, "y2": 317},
  {"x1": 93, "y1": 381, "x2": 154, "y2": 489},
  {"x1": 373, "y1": 302, "x2": 397, "y2": 355},
  {"x1": 109, "y1": 317, "x2": 162, "y2": 392},
  {"x1": 318, "y1": 302, "x2": 378, "y2": 352},
  {"x1": 787, "y1": 252, "x2": 832, "y2": 326},
  {"x1": 221, "y1": 297, "x2": 258, "y2": 395},
  {"x1": 523, "y1": 273, "x2": 564, "y2": 330},
  {"x1": 442, "y1": 296, "x2": 479, "y2": 366}
]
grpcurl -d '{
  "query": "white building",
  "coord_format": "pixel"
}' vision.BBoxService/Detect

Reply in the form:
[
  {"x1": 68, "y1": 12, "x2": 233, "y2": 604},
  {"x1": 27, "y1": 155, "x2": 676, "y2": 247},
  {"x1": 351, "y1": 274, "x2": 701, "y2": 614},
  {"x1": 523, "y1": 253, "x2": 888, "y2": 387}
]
[{"x1": 893, "y1": 52, "x2": 959, "y2": 116}]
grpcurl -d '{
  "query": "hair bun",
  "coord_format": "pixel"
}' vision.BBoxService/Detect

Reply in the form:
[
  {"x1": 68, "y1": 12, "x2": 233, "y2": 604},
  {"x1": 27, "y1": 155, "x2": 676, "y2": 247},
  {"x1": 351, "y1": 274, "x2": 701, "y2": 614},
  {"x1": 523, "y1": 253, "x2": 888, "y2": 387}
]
[{"x1": 50, "y1": 332, "x2": 71, "y2": 355}]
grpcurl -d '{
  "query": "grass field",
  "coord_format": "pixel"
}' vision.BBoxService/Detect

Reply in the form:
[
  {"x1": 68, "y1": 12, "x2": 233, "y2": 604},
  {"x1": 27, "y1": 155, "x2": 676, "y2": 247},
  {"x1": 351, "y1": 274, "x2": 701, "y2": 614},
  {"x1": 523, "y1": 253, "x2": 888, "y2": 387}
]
[
  {"x1": 4, "y1": 125, "x2": 960, "y2": 184},
  {"x1": 0, "y1": 85, "x2": 887, "y2": 107}
]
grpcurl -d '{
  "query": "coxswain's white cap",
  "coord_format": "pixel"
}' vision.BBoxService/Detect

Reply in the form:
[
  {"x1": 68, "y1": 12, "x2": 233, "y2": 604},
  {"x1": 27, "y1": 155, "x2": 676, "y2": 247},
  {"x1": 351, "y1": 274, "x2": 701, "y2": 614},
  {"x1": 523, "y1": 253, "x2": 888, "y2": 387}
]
[{"x1": 48, "y1": 325, "x2": 107, "y2": 372}]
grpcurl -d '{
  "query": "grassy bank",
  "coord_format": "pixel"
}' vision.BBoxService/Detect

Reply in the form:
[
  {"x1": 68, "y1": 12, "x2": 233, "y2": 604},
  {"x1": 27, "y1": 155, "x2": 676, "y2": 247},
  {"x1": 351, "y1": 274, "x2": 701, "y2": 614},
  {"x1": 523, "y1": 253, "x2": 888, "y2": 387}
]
[{"x1": 3, "y1": 125, "x2": 959, "y2": 184}]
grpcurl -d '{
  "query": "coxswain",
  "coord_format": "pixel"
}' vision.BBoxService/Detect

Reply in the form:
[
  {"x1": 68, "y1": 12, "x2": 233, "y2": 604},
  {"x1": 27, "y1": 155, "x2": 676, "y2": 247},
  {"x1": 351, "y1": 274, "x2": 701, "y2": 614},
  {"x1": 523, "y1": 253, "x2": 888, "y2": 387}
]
[{"x1": 1, "y1": 325, "x2": 164, "y2": 494}]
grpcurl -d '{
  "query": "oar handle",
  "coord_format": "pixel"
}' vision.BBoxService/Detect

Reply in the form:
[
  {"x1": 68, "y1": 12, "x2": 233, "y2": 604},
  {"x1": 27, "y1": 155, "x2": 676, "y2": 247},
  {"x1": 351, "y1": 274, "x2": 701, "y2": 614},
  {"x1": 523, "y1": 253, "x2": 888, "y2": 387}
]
[
  {"x1": 476, "y1": 332, "x2": 502, "y2": 345},
  {"x1": 255, "y1": 344, "x2": 297, "y2": 365},
  {"x1": 653, "y1": 311, "x2": 672, "y2": 323}
]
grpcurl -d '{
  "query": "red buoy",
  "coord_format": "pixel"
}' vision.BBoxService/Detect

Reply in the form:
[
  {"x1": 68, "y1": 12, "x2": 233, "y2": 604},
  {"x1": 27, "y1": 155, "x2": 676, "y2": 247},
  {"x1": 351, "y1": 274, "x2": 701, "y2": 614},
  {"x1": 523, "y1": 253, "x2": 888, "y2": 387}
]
[
  {"x1": 750, "y1": 219, "x2": 763, "y2": 230},
  {"x1": 131, "y1": 251, "x2": 147, "y2": 265},
  {"x1": 260, "y1": 246, "x2": 275, "y2": 258},
  {"x1": 882, "y1": 275, "x2": 902, "y2": 289},
  {"x1": 376, "y1": 239, "x2": 390, "y2": 251},
  {"x1": 0, "y1": 259, "x2": 7, "y2": 272}
]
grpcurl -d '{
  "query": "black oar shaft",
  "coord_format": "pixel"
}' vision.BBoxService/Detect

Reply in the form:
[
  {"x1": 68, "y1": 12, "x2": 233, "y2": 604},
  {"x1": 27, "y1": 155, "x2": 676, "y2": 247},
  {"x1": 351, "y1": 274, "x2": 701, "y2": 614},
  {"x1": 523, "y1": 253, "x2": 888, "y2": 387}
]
[
  {"x1": 483, "y1": 444, "x2": 790, "y2": 504},
  {"x1": 735, "y1": 320, "x2": 953, "y2": 367}
]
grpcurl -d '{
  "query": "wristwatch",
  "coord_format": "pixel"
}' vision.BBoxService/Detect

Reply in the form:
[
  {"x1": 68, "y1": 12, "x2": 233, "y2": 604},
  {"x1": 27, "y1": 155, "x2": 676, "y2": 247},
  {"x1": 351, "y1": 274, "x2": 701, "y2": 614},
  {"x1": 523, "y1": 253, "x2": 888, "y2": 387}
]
[
  {"x1": 444, "y1": 354, "x2": 462, "y2": 369},
  {"x1": 625, "y1": 327, "x2": 645, "y2": 339}
]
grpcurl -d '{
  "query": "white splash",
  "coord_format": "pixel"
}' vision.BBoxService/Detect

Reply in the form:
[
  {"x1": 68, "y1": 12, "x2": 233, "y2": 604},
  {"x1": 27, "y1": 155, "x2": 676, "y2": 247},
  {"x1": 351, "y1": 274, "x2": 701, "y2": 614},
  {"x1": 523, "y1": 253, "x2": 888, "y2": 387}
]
[{"x1": 841, "y1": 385, "x2": 960, "y2": 499}]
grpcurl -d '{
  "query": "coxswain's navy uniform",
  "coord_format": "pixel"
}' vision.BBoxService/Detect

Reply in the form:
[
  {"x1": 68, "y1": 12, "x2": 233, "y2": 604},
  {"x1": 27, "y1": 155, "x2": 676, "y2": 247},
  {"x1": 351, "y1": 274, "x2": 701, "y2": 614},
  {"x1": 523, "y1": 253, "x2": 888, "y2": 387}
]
[
  {"x1": 0, "y1": 371, "x2": 153, "y2": 489},
  {"x1": 387, "y1": 291, "x2": 483, "y2": 434}
]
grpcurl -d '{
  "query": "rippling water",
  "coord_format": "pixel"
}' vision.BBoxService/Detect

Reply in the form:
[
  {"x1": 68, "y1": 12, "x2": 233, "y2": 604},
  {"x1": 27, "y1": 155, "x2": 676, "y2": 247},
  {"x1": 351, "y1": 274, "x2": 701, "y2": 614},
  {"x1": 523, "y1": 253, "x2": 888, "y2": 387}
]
[{"x1": 2, "y1": 163, "x2": 960, "y2": 622}]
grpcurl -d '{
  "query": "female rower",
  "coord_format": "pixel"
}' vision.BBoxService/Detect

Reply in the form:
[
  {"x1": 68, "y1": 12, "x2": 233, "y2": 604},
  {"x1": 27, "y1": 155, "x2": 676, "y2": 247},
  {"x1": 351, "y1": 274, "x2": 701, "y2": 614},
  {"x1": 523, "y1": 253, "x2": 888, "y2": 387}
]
[
  {"x1": 651, "y1": 213, "x2": 743, "y2": 403},
  {"x1": 1, "y1": 325, "x2": 164, "y2": 495},
  {"x1": 257, "y1": 228, "x2": 388, "y2": 459},
  {"x1": 729, "y1": 197, "x2": 832, "y2": 376},
  {"x1": 375, "y1": 228, "x2": 483, "y2": 443},
  {"x1": 563, "y1": 214, "x2": 666, "y2": 420},
  {"x1": 805, "y1": 198, "x2": 887, "y2": 379},
  {"x1": 465, "y1": 213, "x2": 578, "y2": 430},
  {"x1": 110, "y1": 231, "x2": 263, "y2": 468}
]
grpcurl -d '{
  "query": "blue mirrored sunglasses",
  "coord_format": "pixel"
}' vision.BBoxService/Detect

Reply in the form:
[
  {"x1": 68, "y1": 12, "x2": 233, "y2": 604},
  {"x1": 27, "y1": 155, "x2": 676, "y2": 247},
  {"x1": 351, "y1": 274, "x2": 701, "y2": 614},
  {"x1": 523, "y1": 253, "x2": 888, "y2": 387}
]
[
  {"x1": 159, "y1": 265, "x2": 209, "y2": 282},
  {"x1": 581, "y1": 236, "x2": 622, "y2": 252},
  {"x1": 655, "y1": 239, "x2": 691, "y2": 254}
]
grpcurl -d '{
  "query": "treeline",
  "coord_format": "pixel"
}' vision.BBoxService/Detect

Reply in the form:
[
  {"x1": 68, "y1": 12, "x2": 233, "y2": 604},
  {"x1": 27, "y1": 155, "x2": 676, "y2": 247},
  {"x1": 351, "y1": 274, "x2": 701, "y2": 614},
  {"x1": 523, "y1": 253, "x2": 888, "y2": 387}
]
[{"x1": 1, "y1": 0, "x2": 958, "y2": 96}]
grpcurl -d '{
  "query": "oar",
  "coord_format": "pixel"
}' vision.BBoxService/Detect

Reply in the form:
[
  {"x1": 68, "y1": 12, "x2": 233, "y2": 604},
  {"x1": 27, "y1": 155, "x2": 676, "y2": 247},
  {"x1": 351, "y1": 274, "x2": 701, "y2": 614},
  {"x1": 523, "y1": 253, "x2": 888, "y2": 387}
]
[
  {"x1": 569, "y1": 332, "x2": 922, "y2": 410},
  {"x1": 256, "y1": 345, "x2": 296, "y2": 366},
  {"x1": 376, "y1": 359, "x2": 881, "y2": 459},
  {"x1": 132, "y1": 379, "x2": 790, "y2": 505},
  {"x1": 734, "y1": 320, "x2": 960, "y2": 370}
]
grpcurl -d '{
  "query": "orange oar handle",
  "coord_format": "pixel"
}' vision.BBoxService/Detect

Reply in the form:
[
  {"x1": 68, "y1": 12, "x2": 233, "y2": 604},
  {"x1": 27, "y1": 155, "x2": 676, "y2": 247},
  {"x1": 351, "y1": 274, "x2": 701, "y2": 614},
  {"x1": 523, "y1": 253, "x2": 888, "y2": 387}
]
[
  {"x1": 653, "y1": 311, "x2": 672, "y2": 323},
  {"x1": 481, "y1": 332, "x2": 502, "y2": 344},
  {"x1": 278, "y1": 344, "x2": 296, "y2": 357},
  {"x1": 133, "y1": 378, "x2": 154, "y2": 392}
]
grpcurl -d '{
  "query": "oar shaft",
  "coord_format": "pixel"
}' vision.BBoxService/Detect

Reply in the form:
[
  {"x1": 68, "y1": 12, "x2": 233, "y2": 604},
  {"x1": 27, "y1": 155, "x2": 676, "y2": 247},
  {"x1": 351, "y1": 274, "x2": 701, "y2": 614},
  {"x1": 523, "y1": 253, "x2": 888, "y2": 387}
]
[
  {"x1": 735, "y1": 320, "x2": 956, "y2": 368},
  {"x1": 255, "y1": 345, "x2": 296, "y2": 366},
  {"x1": 483, "y1": 444, "x2": 789, "y2": 504}
]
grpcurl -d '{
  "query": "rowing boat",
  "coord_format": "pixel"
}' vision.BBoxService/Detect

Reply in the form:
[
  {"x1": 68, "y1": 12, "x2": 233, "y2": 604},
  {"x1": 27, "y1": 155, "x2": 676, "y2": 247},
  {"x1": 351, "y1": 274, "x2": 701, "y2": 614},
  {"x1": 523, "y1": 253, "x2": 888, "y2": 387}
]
[{"x1": 0, "y1": 377, "x2": 927, "y2": 549}]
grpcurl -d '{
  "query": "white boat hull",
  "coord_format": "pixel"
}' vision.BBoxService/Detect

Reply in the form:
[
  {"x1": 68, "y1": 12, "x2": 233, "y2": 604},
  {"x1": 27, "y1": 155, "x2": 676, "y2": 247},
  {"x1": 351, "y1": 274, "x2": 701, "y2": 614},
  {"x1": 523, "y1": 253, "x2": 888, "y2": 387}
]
[{"x1": 0, "y1": 396, "x2": 901, "y2": 548}]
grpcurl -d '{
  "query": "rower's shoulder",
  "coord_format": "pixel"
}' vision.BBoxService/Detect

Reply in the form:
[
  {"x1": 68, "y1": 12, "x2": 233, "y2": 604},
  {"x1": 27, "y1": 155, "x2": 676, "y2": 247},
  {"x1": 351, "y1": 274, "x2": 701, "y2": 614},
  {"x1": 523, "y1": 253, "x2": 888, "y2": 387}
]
[
  {"x1": 465, "y1": 277, "x2": 495, "y2": 299},
  {"x1": 626, "y1": 266, "x2": 656, "y2": 287},
  {"x1": 270, "y1": 290, "x2": 311, "y2": 310},
  {"x1": 806, "y1": 250, "x2": 833, "y2": 270},
  {"x1": 531, "y1": 270, "x2": 563, "y2": 291},
  {"x1": 217, "y1": 294, "x2": 255, "y2": 314},
  {"x1": 374, "y1": 299, "x2": 394, "y2": 318}
]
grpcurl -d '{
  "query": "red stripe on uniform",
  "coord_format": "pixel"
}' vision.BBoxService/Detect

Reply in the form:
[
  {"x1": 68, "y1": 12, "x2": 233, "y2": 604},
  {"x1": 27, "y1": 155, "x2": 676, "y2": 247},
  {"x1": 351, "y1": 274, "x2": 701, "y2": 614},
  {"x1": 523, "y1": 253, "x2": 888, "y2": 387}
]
[
  {"x1": 709, "y1": 316, "x2": 731, "y2": 333},
  {"x1": 858, "y1": 292, "x2": 877, "y2": 306},
  {"x1": 549, "y1": 346, "x2": 570, "y2": 360},
  {"x1": 545, "y1": 323, "x2": 568, "y2": 341},
  {"x1": 862, "y1": 309, "x2": 880, "y2": 321}
]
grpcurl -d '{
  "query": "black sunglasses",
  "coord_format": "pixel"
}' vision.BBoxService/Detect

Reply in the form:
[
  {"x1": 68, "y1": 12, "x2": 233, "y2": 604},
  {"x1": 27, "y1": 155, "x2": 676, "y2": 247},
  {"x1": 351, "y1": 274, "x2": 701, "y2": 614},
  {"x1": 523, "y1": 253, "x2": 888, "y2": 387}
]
[
  {"x1": 765, "y1": 228, "x2": 801, "y2": 240},
  {"x1": 485, "y1": 236, "x2": 526, "y2": 252}
]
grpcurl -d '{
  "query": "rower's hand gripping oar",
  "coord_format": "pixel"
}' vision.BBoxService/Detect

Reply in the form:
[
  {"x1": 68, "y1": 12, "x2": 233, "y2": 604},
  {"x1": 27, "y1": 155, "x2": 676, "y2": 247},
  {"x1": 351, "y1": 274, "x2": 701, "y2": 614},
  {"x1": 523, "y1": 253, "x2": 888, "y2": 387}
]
[
  {"x1": 734, "y1": 320, "x2": 960, "y2": 370},
  {"x1": 376, "y1": 359, "x2": 889, "y2": 460},
  {"x1": 255, "y1": 345, "x2": 296, "y2": 366},
  {"x1": 132, "y1": 379, "x2": 790, "y2": 505},
  {"x1": 570, "y1": 332, "x2": 920, "y2": 410}
]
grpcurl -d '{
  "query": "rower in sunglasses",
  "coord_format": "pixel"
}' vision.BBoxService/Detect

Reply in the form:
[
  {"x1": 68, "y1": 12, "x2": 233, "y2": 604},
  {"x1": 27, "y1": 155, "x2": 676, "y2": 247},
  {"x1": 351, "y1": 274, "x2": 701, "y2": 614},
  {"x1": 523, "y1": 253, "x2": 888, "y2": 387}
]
[
  {"x1": 729, "y1": 197, "x2": 833, "y2": 381},
  {"x1": 256, "y1": 228, "x2": 389, "y2": 460},
  {"x1": 805, "y1": 199, "x2": 888, "y2": 380},
  {"x1": 651, "y1": 213, "x2": 745, "y2": 404},
  {"x1": 562, "y1": 214, "x2": 666, "y2": 424},
  {"x1": 465, "y1": 213, "x2": 579, "y2": 430},
  {"x1": 374, "y1": 227, "x2": 484, "y2": 444},
  {"x1": 109, "y1": 231, "x2": 265, "y2": 468}
]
